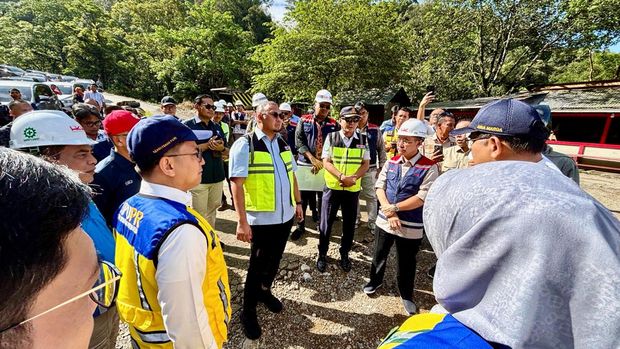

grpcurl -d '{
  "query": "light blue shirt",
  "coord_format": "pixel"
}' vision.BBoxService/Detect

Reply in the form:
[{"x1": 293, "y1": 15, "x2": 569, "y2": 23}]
[
  {"x1": 229, "y1": 128, "x2": 297, "y2": 225},
  {"x1": 81, "y1": 201, "x2": 115, "y2": 262}
]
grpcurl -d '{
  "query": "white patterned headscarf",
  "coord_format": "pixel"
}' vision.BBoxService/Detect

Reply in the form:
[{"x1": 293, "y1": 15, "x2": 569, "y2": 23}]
[{"x1": 423, "y1": 161, "x2": 620, "y2": 349}]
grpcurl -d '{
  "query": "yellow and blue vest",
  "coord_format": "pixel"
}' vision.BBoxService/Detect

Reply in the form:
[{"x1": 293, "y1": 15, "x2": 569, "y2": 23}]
[
  {"x1": 324, "y1": 131, "x2": 366, "y2": 192},
  {"x1": 114, "y1": 195, "x2": 231, "y2": 348},
  {"x1": 243, "y1": 132, "x2": 295, "y2": 211},
  {"x1": 378, "y1": 313, "x2": 497, "y2": 349}
]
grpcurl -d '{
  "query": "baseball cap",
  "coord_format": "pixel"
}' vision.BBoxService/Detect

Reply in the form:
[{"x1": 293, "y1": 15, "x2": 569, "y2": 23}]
[
  {"x1": 339, "y1": 106, "x2": 359, "y2": 119},
  {"x1": 315, "y1": 89, "x2": 332, "y2": 104},
  {"x1": 103, "y1": 110, "x2": 141, "y2": 135},
  {"x1": 127, "y1": 115, "x2": 213, "y2": 170},
  {"x1": 451, "y1": 99, "x2": 547, "y2": 139},
  {"x1": 160, "y1": 96, "x2": 177, "y2": 106}
]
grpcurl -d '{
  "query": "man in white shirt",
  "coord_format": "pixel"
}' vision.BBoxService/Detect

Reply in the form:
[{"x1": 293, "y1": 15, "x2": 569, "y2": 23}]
[
  {"x1": 84, "y1": 83, "x2": 106, "y2": 110},
  {"x1": 114, "y1": 115, "x2": 231, "y2": 349}
]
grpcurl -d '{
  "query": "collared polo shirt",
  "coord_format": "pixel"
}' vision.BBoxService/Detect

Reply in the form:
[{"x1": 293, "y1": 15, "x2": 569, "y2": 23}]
[
  {"x1": 183, "y1": 115, "x2": 227, "y2": 184},
  {"x1": 92, "y1": 150, "x2": 142, "y2": 226},
  {"x1": 229, "y1": 127, "x2": 297, "y2": 226},
  {"x1": 441, "y1": 145, "x2": 470, "y2": 172}
]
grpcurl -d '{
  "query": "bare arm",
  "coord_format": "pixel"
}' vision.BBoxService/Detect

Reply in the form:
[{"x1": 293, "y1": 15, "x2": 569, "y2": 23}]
[{"x1": 417, "y1": 92, "x2": 435, "y2": 121}]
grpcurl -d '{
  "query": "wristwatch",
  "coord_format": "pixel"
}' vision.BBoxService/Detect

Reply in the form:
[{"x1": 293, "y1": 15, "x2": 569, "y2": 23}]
[{"x1": 392, "y1": 204, "x2": 400, "y2": 212}]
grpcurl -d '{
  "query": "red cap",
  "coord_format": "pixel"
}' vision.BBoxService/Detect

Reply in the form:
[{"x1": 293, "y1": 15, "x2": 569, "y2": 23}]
[{"x1": 103, "y1": 110, "x2": 141, "y2": 135}]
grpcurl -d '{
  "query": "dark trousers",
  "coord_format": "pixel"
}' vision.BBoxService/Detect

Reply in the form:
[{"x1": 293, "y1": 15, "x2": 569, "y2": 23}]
[
  {"x1": 299, "y1": 190, "x2": 322, "y2": 227},
  {"x1": 369, "y1": 227, "x2": 422, "y2": 301},
  {"x1": 318, "y1": 188, "x2": 359, "y2": 257},
  {"x1": 221, "y1": 161, "x2": 233, "y2": 205},
  {"x1": 243, "y1": 219, "x2": 293, "y2": 312}
]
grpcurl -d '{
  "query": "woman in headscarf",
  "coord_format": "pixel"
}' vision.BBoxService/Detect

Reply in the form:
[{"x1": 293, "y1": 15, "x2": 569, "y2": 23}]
[{"x1": 378, "y1": 160, "x2": 620, "y2": 349}]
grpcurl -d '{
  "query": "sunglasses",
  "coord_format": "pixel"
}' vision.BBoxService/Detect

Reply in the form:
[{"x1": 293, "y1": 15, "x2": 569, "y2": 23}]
[
  {"x1": 266, "y1": 111, "x2": 286, "y2": 119},
  {"x1": 202, "y1": 104, "x2": 217, "y2": 110},
  {"x1": 342, "y1": 117, "x2": 360, "y2": 123},
  {"x1": 468, "y1": 132, "x2": 493, "y2": 142}
]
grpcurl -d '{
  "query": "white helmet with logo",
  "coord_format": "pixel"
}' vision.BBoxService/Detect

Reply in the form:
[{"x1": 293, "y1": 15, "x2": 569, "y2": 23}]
[
  {"x1": 10, "y1": 110, "x2": 97, "y2": 149},
  {"x1": 398, "y1": 118, "x2": 433, "y2": 138},
  {"x1": 279, "y1": 102, "x2": 292, "y2": 112},
  {"x1": 251, "y1": 93, "x2": 268, "y2": 107},
  {"x1": 315, "y1": 89, "x2": 332, "y2": 104}
]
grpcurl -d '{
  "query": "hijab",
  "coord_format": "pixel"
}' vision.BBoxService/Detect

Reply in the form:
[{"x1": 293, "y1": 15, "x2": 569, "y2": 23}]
[{"x1": 423, "y1": 161, "x2": 620, "y2": 348}]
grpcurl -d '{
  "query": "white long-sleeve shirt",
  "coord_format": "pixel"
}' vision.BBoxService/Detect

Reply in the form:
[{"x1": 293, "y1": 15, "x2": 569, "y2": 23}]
[{"x1": 139, "y1": 181, "x2": 217, "y2": 349}]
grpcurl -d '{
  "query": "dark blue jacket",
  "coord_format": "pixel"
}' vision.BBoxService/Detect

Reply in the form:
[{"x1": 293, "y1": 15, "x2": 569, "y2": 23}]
[{"x1": 92, "y1": 150, "x2": 141, "y2": 226}]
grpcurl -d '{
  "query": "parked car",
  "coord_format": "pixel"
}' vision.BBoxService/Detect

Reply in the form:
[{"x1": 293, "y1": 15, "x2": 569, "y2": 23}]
[
  {"x1": 61, "y1": 75, "x2": 79, "y2": 82},
  {"x1": 0, "y1": 80, "x2": 63, "y2": 111},
  {"x1": 0, "y1": 64, "x2": 26, "y2": 76},
  {"x1": 46, "y1": 81, "x2": 76, "y2": 110}
]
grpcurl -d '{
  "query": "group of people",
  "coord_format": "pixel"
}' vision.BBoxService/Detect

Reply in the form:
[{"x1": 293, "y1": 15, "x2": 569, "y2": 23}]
[{"x1": 0, "y1": 85, "x2": 618, "y2": 349}]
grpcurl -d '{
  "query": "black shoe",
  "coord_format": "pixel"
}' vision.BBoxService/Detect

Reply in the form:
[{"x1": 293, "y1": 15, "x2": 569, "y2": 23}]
[
  {"x1": 339, "y1": 255, "x2": 351, "y2": 272},
  {"x1": 312, "y1": 211, "x2": 319, "y2": 222},
  {"x1": 240, "y1": 310, "x2": 261, "y2": 339},
  {"x1": 291, "y1": 225, "x2": 304, "y2": 241},
  {"x1": 427, "y1": 265, "x2": 436, "y2": 279},
  {"x1": 316, "y1": 255, "x2": 327, "y2": 273},
  {"x1": 362, "y1": 282, "x2": 382, "y2": 295},
  {"x1": 259, "y1": 292, "x2": 283, "y2": 313}
]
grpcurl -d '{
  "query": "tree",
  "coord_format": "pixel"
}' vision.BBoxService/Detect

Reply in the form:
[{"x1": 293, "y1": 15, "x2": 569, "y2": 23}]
[
  {"x1": 251, "y1": 0, "x2": 406, "y2": 102},
  {"x1": 214, "y1": 0, "x2": 274, "y2": 44},
  {"x1": 399, "y1": 0, "x2": 620, "y2": 100},
  {"x1": 551, "y1": 51, "x2": 620, "y2": 82}
]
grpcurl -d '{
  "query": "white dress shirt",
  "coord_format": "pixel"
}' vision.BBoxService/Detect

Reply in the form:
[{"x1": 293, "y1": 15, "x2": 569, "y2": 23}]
[{"x1": 139, "y1": 181, "x2": 218, "y2": 349}]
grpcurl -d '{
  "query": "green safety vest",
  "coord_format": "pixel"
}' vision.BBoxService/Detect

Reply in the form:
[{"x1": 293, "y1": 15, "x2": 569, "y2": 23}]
[
  {"x1": 243, "y1": 132, "x2": 295, "y2": 211},
  {"x1": 324, "y1": 132, "x2": 366, "y2": 192}
]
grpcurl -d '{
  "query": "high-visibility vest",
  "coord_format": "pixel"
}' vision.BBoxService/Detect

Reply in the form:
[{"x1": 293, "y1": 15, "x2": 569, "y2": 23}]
[
  {"x1": 383, "y1": 129, "x2": 399, "y2": 158},
  {"x1": 114, "y1": 195, "x2": 231, "y2": 349},
  {"x1": 243, "y1": 132, "x2": 295, "y2": 211},
  {"x1": 378, "y1": 313, "x2": 493, "y2": 348},
  {"x1": 324, "y1": 131, "x2": 366, "y2": 192}
]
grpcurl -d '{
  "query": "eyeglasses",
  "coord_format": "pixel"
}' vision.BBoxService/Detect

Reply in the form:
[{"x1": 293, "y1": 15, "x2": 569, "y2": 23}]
[
  {"x1": 266, "y1": 111, "x2": 285, "y2": 119},
  {"x1": 0, "y1": 261, "x2": 121, "y2": 333},
  {"x1": 318, "y1": 104, "x2": 331, "y2": 110},
  {"x1": 201, "y1": 104, "x2": 217, "y2": 111},
  {"x1": 83, "y1": 120, "x2": 102, "y2": 128},
  {"x1": 342, "y1": 117, "x2": 360, "y2": 123},
  {"x1": 165, "y1": 150, "x2": 202, "y2": 159}
]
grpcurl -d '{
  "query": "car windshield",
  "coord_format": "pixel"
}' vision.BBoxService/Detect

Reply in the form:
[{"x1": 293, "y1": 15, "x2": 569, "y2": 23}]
[
  {"x1": 0, "y1": 86, "x2": 32, "y2": 103},
  {"x1": 56, "y1": 85, "x2": 73, "y2": 94}
]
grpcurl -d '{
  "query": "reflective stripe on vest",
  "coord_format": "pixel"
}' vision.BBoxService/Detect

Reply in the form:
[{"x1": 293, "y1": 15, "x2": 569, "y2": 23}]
[
  {"x1": 324, "y1": 132, "x2": 365, "y2": 192},
  {"x1": 243, "y1": 133, "x2": 295, "y2": 211},
  {"x1": 114, "y1": 196, "x2": 231, "y2": 349}
]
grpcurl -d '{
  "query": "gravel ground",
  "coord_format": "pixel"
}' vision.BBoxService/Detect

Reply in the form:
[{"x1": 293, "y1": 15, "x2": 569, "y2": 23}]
[{"x1": 105, "y1": 92, "x2": 620, "y2": 348}]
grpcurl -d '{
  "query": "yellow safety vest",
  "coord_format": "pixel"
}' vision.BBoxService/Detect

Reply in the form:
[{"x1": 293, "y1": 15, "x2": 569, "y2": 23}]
[
  {"x1": 114, "y1": 195, "x2": 231, "y2": 348},
  {"x1": 324, "y1": 132, "x2": 365, "y2": 192},
  {"x1": 243, "y1": 133, "x2": 295, "y2": 211},
  {"x1": 383, "y1": 129, "x2": 399, "y2": 158}
]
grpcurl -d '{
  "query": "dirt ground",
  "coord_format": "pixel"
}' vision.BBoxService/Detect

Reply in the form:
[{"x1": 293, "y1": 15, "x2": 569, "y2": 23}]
[{"x1": 106, "y1": 93, "x2": 620, "y2": 348}]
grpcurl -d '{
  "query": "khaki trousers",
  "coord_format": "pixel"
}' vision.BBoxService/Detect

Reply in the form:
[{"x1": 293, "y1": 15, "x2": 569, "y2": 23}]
[
  {"x1": 191, "y1": 181, "x2": 224, "y2": 229},
  {"x1": 89, "y1": 306, "x2": 119, "y2": 349}
]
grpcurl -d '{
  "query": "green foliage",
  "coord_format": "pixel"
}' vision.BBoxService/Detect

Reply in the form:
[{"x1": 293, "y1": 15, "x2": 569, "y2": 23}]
[
  {"x1": 251, "y1": 0, "x2": 406, "y2": 103},
  {"x1": 551, "y1": 51, "x2": 620, "y2": 82}
]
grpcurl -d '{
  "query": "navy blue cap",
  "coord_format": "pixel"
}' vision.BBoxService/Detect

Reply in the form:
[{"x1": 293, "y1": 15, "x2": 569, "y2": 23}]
[
  {"x1": 339, "y1": 106, "x2": 359, "y2": 118},
  {"x1": 127, "y1": 115, "x2": 212, "y2": 170},
  {"x1": 451, "y1": 99, "x2": 547, "y2": 139}
]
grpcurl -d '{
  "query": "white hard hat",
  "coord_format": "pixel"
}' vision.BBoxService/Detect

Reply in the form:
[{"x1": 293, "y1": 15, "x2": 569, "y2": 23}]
[
  {"x1": 215, "y1": 103, "x2": 225, "y2": 113},
  {"x1": 398, "y1": 118, "x2": 432, "y2": 138},
  {"x1": 279, "y1": 102, "x2": 292, "y2": 112},
  {"x1": 251, "y1": 93, "x2": 267, "y2": 107},
  {"x1": 226, "y1": 102, "x2": 233, "y2": 107},
  {"x1": 315, "y1": 89, "x2": 332, "y2": 104},
  {"x1": 10, "y1": 110, "x2": 97, "y2": 149},
  {"x1": 218, "y1": 99, "x2": 226, "y2": 105},
  {"x1": 234, "y1": 100, "x2": 244, "y2": 106}
]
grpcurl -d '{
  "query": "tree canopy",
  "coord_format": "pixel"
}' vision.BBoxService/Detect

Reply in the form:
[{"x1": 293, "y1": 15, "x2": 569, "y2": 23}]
[{"x1": 0, "y1": 0, "x2": 618, "y2": 104}]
